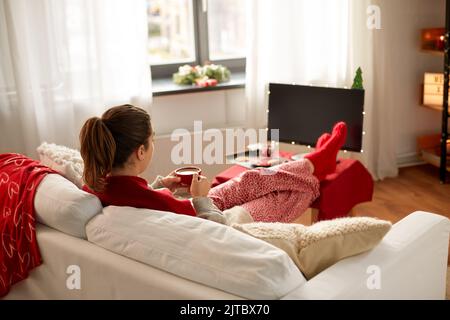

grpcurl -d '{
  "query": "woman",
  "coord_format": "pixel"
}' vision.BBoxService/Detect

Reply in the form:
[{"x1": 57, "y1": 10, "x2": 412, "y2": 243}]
[{"x1": 80, "y1": 104, "x2": 347, "y2": 224}]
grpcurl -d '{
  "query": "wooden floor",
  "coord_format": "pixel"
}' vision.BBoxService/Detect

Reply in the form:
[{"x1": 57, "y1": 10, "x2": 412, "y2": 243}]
[{"x1": 352, "y1": 164, "x2": 449, "y2": 222}]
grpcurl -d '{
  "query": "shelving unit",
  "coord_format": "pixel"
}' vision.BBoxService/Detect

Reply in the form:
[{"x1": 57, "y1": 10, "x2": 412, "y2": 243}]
[
  {"x1": 417, "y1": 133, "x2": 449, "y2": 173},
  {"x1": 418, "y1": 2, "x2": 450, "y2": 183},
  {"x1": 421, "y1": 104, "x2": 449, "y2": 112},
  {"x1": 421, "y1": 50, "x2": 444, "y2": 56},
  {"x1": 421, "y1": 149, "x2": 450, "y2": 171},
  {"x1": 441, "y1": 0, "x2": 449, "y2": 183}
]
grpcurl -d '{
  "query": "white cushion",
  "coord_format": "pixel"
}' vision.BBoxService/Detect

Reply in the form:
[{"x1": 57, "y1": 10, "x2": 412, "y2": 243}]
[
  {"x1": 34, "y1": 174, "x2": 102, "y2": 239},
  {"x1": 36, "y1": 142, "x2": 84, "y2": 188},
  {"x1": 86, "y1": 206, "x2": 306, "y2": 299}
]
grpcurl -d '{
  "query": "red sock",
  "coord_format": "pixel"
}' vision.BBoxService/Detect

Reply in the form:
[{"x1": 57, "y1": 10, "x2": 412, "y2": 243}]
[
  {"x1": 315, "y1": 133, "x2": 331, "y2": 150},
  {"x1": 305, "y1": 122, "x2": 347, "y2": 180}
]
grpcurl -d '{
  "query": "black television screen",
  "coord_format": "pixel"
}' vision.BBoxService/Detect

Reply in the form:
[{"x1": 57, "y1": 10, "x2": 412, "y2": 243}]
[{"x1": 267, "y1": 83, "x2": 365, "y2": 152}]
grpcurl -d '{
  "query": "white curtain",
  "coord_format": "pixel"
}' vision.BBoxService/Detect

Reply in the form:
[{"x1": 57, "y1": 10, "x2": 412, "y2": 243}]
[
  {"x1": 0, "y1": 0, "x2": 152, "y2": 157},
  {"x1": 245, "y1": 0, "x2": 398, "y2": 180}
]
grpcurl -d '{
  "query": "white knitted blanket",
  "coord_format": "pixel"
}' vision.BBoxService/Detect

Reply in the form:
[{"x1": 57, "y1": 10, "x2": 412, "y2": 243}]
[{"x1": 36, "y1": 142, "x2": 84, "y2": 188}]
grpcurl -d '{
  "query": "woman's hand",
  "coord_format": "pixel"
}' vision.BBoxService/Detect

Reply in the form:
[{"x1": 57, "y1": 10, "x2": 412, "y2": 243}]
[
  {"x1": 190, "y1": 173, "x2": 211, "y2": 198},
  {"x1": 160, "y1": 171, "x2": 182, "y2": 192}
]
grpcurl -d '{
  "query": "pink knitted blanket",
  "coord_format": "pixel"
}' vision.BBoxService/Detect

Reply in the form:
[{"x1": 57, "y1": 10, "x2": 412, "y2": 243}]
[{"x1": 208, "y1": 160, "x2": 320, "y2": 223}]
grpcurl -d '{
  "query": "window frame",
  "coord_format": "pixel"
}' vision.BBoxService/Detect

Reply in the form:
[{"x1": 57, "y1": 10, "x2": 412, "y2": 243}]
[{"x1": 150, "y1": 0, "x2": 246, "y2": 79}]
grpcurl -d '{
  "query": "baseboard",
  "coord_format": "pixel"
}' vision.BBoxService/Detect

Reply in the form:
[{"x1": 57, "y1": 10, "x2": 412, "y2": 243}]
[{"x1": 396, "y1": 152, "x2": 425, "y2": 168}]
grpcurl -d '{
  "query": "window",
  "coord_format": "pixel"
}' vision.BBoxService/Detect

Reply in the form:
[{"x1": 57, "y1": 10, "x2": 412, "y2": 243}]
[
  {"x1": 147, "y1": 0, "x2": 246, "y2": 79},
  {"x1": 147, "y1": 0, "x2": 196, "y2": 65},
  {"x1": 207, "y1": 0, "x2": 247, "y2": 61}
]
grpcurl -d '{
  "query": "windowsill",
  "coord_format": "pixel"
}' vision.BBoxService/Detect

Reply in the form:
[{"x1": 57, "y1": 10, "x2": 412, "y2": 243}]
[{"x1": 152, "y1": 72, "x2": 245, "y2": 97}]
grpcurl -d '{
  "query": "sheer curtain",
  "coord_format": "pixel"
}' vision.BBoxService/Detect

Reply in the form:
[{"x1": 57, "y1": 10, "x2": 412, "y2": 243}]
[
  {"x1": 245, "y1": 0, "x2": 398, "y2": 180},
  {"x1": 0, "y1": 0, "x2": 152, "y2": 157}
]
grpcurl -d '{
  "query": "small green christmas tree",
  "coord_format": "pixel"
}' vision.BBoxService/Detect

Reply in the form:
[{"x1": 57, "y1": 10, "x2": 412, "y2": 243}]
[{"x1": 351, "y1": 67, "x2": 364, "y2": 90}]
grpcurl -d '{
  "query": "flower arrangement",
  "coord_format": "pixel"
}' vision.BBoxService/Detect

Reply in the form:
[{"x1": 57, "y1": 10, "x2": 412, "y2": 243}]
[
  {"x1": 173, "y1": 64, "x2": 231, "y2": 87},
  {"x1": 172, "y1": 65, "x2": 201, "y2": 85}
]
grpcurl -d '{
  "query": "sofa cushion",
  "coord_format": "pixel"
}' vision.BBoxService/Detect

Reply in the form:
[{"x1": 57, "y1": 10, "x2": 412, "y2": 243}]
[
  {"x1": 34, "y1": 174, "x2": 102, "y2": 239},
  {"x1": 86, "y1": 206, "x2": 306, "y2": 299},
  {"x1": 232, "y1": 217, "x2": 392, "y2": 279}
]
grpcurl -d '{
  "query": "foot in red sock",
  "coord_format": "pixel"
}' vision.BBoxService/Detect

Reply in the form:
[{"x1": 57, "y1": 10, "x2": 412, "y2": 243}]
[
  {"x1": 315, "y1": 133, "x2": 331, "y2": 150},
  {"x1": 331, "y1": 121, "x2": 348, "y2": 146},
  {"x1": 305, "y1": 122, "x2": 347, "y2": 180}
]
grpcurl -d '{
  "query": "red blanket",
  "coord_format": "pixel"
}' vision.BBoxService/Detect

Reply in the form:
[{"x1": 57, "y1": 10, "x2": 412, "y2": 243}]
[{"x1": 0, "y1": 153, "x2": 56, "y2": 297}]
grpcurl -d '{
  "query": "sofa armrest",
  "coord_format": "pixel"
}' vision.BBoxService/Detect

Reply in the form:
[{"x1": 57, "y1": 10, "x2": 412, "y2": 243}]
[{"x1": 283, "y1": 211, "x2": 450, "y2": 299}]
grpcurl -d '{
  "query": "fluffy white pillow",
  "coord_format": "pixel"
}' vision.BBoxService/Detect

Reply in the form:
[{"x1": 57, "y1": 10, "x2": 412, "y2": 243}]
[
  {"x1": 233, "y1": 217, "x2": 392, "y2": 279},
  {"x1": 34, "y1": 174, "x2": 102, "y2": 239},
  {"x1": 86, "y1": 206, "x2": 306, "y2": 299},
  {"x1": 36, "y1": 142, "x2": 84, "y2": 188}
]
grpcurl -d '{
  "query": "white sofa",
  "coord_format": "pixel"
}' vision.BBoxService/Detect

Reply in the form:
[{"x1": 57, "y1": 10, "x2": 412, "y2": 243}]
[
  {"x1": 4, "y1": 146, "x2": 445, "y2": 300},
  {"x1": 5, "y1": 210, "x2": 449, "y2": 300},
  {"x1": 3, "y1": 172, "x2": 449, "y2": 300}
]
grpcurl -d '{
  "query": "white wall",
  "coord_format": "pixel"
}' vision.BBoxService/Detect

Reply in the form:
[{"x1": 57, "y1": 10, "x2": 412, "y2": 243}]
[
  {"x1": 150, "y1": 89, "x2": 246, "y2": 136},
  {"x1": 375, "y1": 0, "x2": 445, "y2": 166}
]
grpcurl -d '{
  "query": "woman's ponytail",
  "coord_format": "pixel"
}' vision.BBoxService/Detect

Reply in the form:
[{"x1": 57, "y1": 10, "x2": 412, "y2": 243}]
[{"x1": 79, "y1": 117, "x2": 116, "y2": 192}]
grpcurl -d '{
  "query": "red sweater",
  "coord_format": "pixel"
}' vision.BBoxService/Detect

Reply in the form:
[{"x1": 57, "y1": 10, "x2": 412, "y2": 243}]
[{"x1": 82, "y1": 175, "x2": 197, "y2": 217}]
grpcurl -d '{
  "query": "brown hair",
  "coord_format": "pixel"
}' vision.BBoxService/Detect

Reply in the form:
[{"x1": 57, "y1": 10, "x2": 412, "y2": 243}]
[{"x1": 79, "y1": 104, "x2": 152, "y2": 192}]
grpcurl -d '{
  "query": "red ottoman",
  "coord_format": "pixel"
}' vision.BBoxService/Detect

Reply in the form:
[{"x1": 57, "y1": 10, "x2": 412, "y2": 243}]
[
  {"x1": 212, "y1": 158, "x2": 373, "y2": 222},
  {"x1": 311, "y1": 159, "x2": 373, "y2": 221}
]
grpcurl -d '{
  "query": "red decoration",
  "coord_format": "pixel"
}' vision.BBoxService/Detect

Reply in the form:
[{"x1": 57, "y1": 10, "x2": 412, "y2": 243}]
[
  {"x1": 421, "y1": 28, "x2": 445, "y2": 52},
  {"x1": 195, "y1": 78, "x2": 218, "y2": 88}
]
